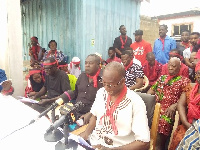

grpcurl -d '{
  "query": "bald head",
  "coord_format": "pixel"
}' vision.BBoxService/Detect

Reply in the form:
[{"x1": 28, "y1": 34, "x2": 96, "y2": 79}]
[
  {"x1": 168, "y1": 57, "x2": 181, "y2": 76},
  {"x1": 104, "y1": 61, "x2": 125, "y2": 79},
  {"x1": 103, "y1": 61, "x2": 125, "y2": 96},
  {"x1": 146, "y1": 52, "x2": 155, "y2": 66}
]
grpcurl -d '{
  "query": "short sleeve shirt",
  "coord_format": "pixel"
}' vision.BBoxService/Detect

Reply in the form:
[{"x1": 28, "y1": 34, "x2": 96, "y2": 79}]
[
  {"x1": 44, "y1": 70, "x2": 71, "y2": 98},
  {"x1": 125, "y1": 63, "x2": 144, "y2": 87},
  {"x1": 113, "y1": 36, "x2": 132, "y2": 57}
]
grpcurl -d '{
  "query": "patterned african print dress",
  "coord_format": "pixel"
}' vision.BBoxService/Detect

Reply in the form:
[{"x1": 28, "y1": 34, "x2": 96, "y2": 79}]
[{"x1": 152, "y1": 75, "x2": 190, "y2": 136}]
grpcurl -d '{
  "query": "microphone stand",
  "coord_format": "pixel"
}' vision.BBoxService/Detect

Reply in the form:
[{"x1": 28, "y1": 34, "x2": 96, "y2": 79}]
[
  {"x1": 55, "y1": 123, "x2": 71, "y2": 150},
  {"x1": 51, "y1": 109, "x2": 56, "y2": 123}
]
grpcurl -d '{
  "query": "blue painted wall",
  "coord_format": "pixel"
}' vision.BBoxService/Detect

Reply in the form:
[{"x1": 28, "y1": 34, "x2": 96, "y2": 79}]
[{"x1": 21, "y1": 0, "x2": 141, "y2": 69}]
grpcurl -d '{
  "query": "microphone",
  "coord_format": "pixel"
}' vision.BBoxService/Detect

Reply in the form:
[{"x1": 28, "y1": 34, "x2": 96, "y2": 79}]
[
  {"x1": 29, "y1": 98, "x2": 64, "y2": 125},
  {"x1": 46, "y1": 101, "x2": 84, "y2": 133}
]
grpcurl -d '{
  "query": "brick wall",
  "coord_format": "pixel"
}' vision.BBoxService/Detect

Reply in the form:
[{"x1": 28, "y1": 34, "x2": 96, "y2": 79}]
[{"x1": 140, "y1": 15, "x2": 159, "y2": 47}]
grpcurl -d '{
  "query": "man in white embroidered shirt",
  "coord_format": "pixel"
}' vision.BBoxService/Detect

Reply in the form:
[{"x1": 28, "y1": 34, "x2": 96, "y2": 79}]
[{"x1": 80, "y1": 61, "x2": 150, "y2": 149}]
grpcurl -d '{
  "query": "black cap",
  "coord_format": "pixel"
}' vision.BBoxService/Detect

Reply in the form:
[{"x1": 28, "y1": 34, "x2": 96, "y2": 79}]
[{"x1": 133, "y1": 30, "x2": 143, "y2": 35}]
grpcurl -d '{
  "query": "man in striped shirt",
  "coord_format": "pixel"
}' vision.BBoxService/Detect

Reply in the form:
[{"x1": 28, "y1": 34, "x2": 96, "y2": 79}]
[
  {"x1": 176, "y1": 119, "x2": 200, "y2": 150},
  {"x1": 121, "y1": 51, "x2": 144, "y2": 90}
]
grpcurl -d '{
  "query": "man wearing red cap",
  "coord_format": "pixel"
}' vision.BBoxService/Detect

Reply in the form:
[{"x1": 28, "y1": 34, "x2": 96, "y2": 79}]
[{"x1": 130, "y1": 29, "x2": 152, "y2": 65}]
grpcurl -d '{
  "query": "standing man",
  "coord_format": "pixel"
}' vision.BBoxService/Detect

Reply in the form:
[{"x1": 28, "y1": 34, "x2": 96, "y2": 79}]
[
  {"x1": 183, "y1": 32, "x2": 200, "y2": 69},
  {"x1": 80, "y1": 61, "x2": 150, "y2": 149},
  {"x1": 153, "y1": 24, "x2": 176, "y2": 64},
  {"x1": 113, "y1": 25, "x2": 132, "y2": 58},
  {"x1": 130, "y1": 29, "x2": 152, "y2": 65},
  {"x1": 106, "y1": 47, "x2": 121, "y2": 63},
  {"x1": 176, "y1": 31, "x2": 190, "y2": 56},
  {"x1": 29, "y1": 36, "x2": 43, "y2": 66}
]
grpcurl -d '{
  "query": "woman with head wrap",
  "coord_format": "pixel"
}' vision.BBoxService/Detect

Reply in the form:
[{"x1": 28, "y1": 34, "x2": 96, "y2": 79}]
[
  {"x1": 24, "y1": 69, "x2": 44, "y2": 98},
  {"x1": 29, "y1": 36, "x2": 43, "y2": 66},
  {"x1": 169, "y1": 61, "x2": 200, "y2": 150},
  {"x1": 68, "y1": 57, "x2": 81, "y2": 78}
]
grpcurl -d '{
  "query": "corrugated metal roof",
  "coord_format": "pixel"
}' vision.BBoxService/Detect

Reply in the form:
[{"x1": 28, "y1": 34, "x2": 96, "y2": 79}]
[{"x1": 21, "y1": 0, "x2": 141, "y2": 69}]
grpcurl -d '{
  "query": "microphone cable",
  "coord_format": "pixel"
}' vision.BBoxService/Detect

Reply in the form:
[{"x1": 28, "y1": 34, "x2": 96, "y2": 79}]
[{"x1": 0, "y1": 122, "x2": 32, "y2": 141}]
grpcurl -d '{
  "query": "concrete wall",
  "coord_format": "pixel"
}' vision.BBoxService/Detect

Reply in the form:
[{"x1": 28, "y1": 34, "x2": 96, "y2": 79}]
[
  {"x1": 159, "y1": 16, "x2": 200, "y2": 36},
  {"x1": 140, "y1": 15, "x2": 159, "y2": 47},
  {"x1": 0, "y1": 0, "x2": 24, "y2": 97}
]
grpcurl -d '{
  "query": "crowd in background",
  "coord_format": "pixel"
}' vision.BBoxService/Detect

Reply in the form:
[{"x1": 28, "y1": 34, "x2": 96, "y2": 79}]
[{"x1": 1, "y1": 24, "x2": 200, "y2": 150}]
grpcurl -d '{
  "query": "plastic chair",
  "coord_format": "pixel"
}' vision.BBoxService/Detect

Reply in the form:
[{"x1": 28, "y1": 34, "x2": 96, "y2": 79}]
[{"x1": 134, "y1": 75, "x2": 149, "y2": 92}]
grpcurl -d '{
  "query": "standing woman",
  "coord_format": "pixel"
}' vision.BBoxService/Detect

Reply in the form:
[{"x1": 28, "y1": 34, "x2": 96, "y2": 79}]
[
  {"x1": 29, "y1": 36, "x2": 43, "y2": 66},
  {"x1": 25, "y1": 69, "x2": 44, "y2": 98},
  {"x1": 42, "y1": 40, "x2": 65, "y2": 62}
]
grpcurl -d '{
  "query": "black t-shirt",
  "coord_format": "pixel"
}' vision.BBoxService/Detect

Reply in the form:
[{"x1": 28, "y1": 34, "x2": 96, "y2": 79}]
[
  {"x1": 113, "y1": 35, "x2": 132, "y2": 58},
  {"x1": 44, "y1": 70, "x2": 71, "y2": 99},
  {"x1": 73, "y1": 71, "x2": 103, "y2": 116}
]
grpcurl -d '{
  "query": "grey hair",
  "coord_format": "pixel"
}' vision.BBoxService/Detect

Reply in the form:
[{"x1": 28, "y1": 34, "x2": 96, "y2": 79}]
[{"x1": 170, "y1": 57, "x2": 181, "y2": 65}]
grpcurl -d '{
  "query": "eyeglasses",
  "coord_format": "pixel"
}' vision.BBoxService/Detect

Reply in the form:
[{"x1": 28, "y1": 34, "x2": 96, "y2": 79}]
[{"x1": 102, "y1": 77, "x2": 124, "y2": 88}]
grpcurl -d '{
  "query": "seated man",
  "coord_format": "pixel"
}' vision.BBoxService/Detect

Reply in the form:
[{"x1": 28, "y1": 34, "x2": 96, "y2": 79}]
[
  {"x1": 161, "y1": 49, "x2": 189, "y2": 78},
  {"x1": 58, "y1": 61, "x2": 77, "y2": 91},
  {"x1": 80, "y1": 61, "x2": 150, "y2": 149},
  {"x1": 60, "y1": 54, "x2": 103, "y2": 119},
  {"x1": 125, "y1": 47, "x2": 141, "y2": 66},
  {"x1": 32, "y1": 57, "x2": 71, "y2": 112},
  {"x1": 147, "y1": 57, "x2": 191, "y2": 150},
  {"x1": 143, "y1": 52, "x2": 162, "y2": 90},
  {"x1": 121, "y1": 51, "x2": 143, "y2": 90},
  {"x1": 106, "y1": 47, "x2": 121, "y2": 64}
]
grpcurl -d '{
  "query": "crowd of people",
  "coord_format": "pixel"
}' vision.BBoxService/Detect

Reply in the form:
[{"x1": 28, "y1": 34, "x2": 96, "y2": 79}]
[{"x1": 1, "y1": 24, "x2": 200, "y2": 149}]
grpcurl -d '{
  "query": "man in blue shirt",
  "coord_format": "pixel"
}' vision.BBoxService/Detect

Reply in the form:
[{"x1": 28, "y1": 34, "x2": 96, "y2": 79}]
[{"x1": 153, "y1": 25, "x2": 176, "y2": 64}]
